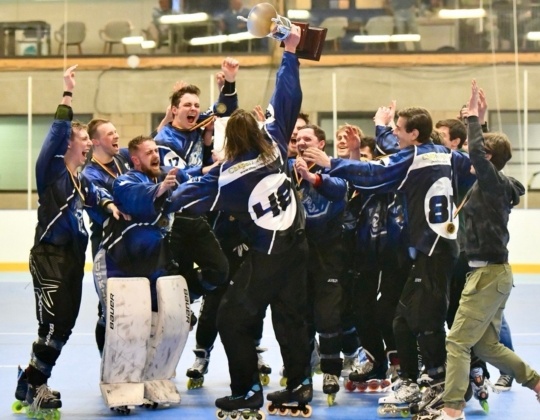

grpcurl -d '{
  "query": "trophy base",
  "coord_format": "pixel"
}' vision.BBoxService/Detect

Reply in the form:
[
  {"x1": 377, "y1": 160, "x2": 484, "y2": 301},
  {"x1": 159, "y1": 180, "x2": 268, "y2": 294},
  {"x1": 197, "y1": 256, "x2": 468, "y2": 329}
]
[{"x1": 281, "y1": 22, "x2": 327, "y2": 61}]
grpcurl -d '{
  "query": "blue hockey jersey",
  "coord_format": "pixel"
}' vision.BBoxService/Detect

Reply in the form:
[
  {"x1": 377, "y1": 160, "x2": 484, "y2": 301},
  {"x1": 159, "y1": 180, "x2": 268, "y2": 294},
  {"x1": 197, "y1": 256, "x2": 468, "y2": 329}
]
[
  {"x1": 101, "y1": 168, "x2": 189, "y2": 278},
  {"x1": 155, "y1": 82, "x2": 239, "y2": 170},
  {"x1": 166, "y1": 52, "x2": 305, "y2": 255},
  {"x1": 329, "y1": 143, "x2": 472, "y2": 257},
  {"x1": 289, "y1": 161, "x2": 347, "y2": 242},
  {"x1": 34, "y1": 105, "x2": 110, "y2": 252}
]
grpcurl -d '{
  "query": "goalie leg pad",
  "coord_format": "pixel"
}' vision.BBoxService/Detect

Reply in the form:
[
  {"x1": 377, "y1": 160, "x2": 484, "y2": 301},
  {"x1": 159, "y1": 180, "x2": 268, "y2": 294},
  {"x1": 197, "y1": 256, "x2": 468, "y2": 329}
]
[
  {"x1": 100, "y1": 277, "x2": 151, "y2": 407},
  {"x1": 143, "y1": 275, "x2": 191, "y2": 403}
]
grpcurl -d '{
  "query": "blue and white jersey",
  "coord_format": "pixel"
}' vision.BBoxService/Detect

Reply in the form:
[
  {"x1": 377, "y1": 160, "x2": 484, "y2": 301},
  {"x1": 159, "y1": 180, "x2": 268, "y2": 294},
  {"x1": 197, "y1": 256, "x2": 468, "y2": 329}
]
[
  {"x1": 166, "y1": 52, "x2": 304, "y2": 255},
  {"x1": 154, "y1": 85, "x2": 239, "y2": 170},
  {"x1": 81, "y1": 150, "x2": 131, "y2": 227},
  {"x1": 289, "y1": 161, "x2": 347, "y2": 242},
  {"x1": 34, "y1": 106, "x2": 109, "y2": 250},
  {"x1": 352, "y1": 191, "x2": 408, "y2": 269},
  {"x1": 101, "y1": 168, "x2": 188, "y2": 278},
  {"x1": 330, "y1": 143, "x2": 471, "y2": 257}
]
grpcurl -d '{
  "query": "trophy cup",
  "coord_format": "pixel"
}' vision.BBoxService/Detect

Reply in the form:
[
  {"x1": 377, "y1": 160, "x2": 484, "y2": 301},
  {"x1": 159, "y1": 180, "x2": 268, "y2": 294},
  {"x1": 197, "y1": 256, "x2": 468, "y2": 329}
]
[{"x1": 238, "y1": 3, "x2": 327, "y2": 61}]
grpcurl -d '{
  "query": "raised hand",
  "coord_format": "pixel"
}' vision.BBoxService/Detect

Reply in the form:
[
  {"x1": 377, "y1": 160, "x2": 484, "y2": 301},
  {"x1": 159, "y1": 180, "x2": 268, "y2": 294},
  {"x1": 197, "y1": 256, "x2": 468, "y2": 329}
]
[
  {"x1": 157, "y1": 167, "x2": 179, "y2": 197},
  {"x1": 374, "y1": 100, "x2": 397, "y2": 127},
  {"x1": 283, "y1": 24, "x2": 301, "y2": 53},
  {"x1": 215, "y1": 71, "x2": 225, "y2": 91},
  {"x1": 172, "y1": 80, "x2": 188, "y2": 92},
  {"x1": 468, "y1": 79, "x2": 479, "y2": 117},
  {"x1": 252, "y1": 105, "x2": 265, "y2": 122},
  {"x1": 222, "y1": 57, "x2": 240, "y2": 82},
  {"x1": 302, "y1": 147, "x2": 331, "y2": 169},
  {"x1": 478, "y1": 87, "x2": 487, "y2": 124},
  {"x1": 63, "y1": 64, "x2": 78, "y2": 91}
]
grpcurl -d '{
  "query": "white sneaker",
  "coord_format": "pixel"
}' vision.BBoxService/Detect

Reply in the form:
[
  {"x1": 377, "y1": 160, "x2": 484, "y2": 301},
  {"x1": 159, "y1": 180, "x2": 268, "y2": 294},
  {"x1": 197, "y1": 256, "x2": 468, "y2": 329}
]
[
  {"x1": 379, "y1": 380, "x2": 420, "y2": 404},
  {"x1": 341, "y1": 353, "x2": 361, "y2": 378}
]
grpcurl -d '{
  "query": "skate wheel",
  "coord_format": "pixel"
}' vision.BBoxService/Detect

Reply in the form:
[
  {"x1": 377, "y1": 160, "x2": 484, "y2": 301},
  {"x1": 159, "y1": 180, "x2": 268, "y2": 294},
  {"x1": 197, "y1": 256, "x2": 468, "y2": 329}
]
[
  {"x1": 12, "y1": 400, "x2": 25, "y2": 413},
  {"x1": 357, "y1": 382, "x2": 368, "y2": 392},
  {"x1": 290, "y1": 408, "x2": 300, "y2": 417},
  {"x1": 381, "y1": 379, "x2": 392, "y2": 389},
  {"x1": 279, "y1": 377, "x2": 287, "y2": 387},
  {"x1": 266, "y1": 403, "x2": 277, "y2": 415},
  {"x1": 260, "y1": 373, "x2": 270, "y2": 386},
  {"x1": 327, "y1": 393, "x2": 336, "y2": 406},
  {"x1": 143, "y1": 402, "x2": 158, "y2": 409},
  {"x1": 278, "y1": 407, "x2": 289, "y2": 416},
  {"x1": 377, "y1": 405, "x2": 391, "y2": 415},
  {"x1": 300, "y1": 405, "x2": 312, "y2": 418},
  {"x1": 480, "y1": 399, "x2": 489, "y2": 413},
  {"x1": 216, "y1": 409, "x2": 227, "y2": 419},
  {"x1": 255, "y1": 409, "x2": 266, "y2": 420},
  {"x1": 400, "y1": 408, "x2": 410, "y2": 417},
  {"x1": 344, "y1": 380, "x2": 356, "y2": 392},
  {"x1": 367, "y1": 380, "x2": 381, "y2": 391},
  {"x1": 187, "y1": 377, "x2": 204, "y2": 390}
]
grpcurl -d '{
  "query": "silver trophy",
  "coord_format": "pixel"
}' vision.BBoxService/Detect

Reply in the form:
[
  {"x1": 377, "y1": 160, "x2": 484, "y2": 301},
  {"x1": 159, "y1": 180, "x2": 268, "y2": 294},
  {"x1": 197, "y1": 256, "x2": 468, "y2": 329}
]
[{"x1": 238, "y1": 3, "x2": 292, "y2": 41}]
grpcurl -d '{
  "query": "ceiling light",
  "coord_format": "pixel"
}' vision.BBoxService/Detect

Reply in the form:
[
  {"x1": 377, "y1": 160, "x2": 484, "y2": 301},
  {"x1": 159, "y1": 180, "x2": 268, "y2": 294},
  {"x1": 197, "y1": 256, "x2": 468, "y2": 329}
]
[
  {"x1": 438, "y1": 8, "x2": 486, "y2": 19},
  {"x1": 353, "y1": 34, "x2": 421, "y2": 43},
  {"x1": 121, "y1": 36, "x2": 144, "y2": 45},
  {"x1": 160, "y1": 13, "x2": 209, "y2": 24},
  {"x1": 526, "y1": 31, "x2": 540, "y2": 41},
  {"x1": 141, "y1": 40, "x2": 157, "y2": 49},
  {"x1": 287, "y1": 10, "x2": 310, "y2": 20},
  {"x1": 189, "y1": 35, "x2": 228, "y2": 46}
]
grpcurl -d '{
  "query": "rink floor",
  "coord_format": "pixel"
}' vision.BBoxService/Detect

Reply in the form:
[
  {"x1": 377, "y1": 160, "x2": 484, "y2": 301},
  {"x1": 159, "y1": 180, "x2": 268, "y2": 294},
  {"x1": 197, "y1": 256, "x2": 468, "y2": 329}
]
[{"x1": 1, "y1": 272, "x2": 539, "y2": 420}]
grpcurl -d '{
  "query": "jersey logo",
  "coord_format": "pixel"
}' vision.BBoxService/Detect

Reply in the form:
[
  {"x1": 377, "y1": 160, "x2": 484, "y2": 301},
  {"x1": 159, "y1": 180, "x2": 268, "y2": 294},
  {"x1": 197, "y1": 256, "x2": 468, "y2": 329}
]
[
  {"x1": 424, "y1": 177, "x2": 458, "y2": 239},
  {"x1": 248, "y1": 173, "x2": 296, "y2": 231}
]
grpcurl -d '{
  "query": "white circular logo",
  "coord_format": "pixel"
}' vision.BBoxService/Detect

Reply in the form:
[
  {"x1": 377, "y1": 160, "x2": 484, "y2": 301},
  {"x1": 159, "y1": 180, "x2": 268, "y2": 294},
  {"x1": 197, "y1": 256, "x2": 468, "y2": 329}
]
[{"x1": 248, "y1": 173, "x2": 296, "y2": 231}]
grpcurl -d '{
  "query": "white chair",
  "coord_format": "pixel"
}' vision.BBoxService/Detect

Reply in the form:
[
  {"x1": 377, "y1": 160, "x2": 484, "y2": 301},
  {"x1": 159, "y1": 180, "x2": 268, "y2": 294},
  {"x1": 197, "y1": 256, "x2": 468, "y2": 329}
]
[
  {"x1": 99, "y1": 20, "x2": 133, "y2": 54},
  {"x1": 54, "y1": 21, "x2": 86, "y2": 55},
  {"x1": 320, "y1": 16, "x2": 348, "y2": 52},
  {"x1": 364, "y1": 16, "x2": 395, "y2": 51}
]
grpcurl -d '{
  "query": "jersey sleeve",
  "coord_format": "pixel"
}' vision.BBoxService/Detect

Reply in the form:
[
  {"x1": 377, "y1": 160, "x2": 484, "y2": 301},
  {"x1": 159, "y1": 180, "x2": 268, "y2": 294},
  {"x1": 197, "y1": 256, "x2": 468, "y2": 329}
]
[
  {"x1": 263, "y1": 52, "x2": 302, "y2": 155},
  {"x1": 329, "y1": 150, "x2": 414, "y2": 194},
  {"x1": 166, "y1": 166, "x2": 220, "y2": 214},
  {"x1": 113, "y1": 174, "x2": 162, "y2": 219},
  {"x1": 35, "y1": 110, "x2": 72, "y2": 196}
]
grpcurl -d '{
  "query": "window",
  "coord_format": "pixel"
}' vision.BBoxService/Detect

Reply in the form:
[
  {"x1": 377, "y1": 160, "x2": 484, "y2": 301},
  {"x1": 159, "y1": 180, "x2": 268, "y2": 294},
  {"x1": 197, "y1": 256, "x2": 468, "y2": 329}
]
[
  {"x1": 489, "y1": 111, "x2": 540, "y2": 189},
  {"x1": 0, "y1": 114, "x2": 92, "y2": 191}
]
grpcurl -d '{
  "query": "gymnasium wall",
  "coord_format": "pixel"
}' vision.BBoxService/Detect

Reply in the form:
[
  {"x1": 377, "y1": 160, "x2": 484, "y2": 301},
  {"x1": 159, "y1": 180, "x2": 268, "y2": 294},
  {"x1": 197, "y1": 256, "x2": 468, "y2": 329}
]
[{"x1": 0, "y1": 209, "x2": 539, "y2": 273}]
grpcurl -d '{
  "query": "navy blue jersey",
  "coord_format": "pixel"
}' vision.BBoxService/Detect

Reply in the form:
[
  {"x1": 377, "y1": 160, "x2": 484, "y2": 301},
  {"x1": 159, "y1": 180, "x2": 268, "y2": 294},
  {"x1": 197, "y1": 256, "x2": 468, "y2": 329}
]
[
  {"x1": 166, "y1": 52, "x2": 304, "y2": 255},
  {"x1": 81, "y1": 151, "x2": 131, "y2": 226},
  {"x1": 101, "y1": 168, "x2": 188, "y2": 278},
  {"x1": 352, "y1": 190, "x2": 408, "y2": 270},
  {"x1": 330, "y1": 143, "x2": 471, "y2": 257},
  {"x1": 34, "y1": 105, "x2": 108, "y2": 250},
  {"x1": 289, "y1": 161, "x2": 347, "y2": 242},
  {"x1": 154, "y1": 84, "x2": 239, "y2": 169}
]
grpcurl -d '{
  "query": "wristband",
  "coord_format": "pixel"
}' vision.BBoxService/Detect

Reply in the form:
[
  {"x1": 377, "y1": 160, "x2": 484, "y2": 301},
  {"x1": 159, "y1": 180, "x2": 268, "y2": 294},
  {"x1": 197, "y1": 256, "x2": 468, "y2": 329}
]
[
  {"x1": 313, "y1": 174, "x2": 323, "y2": 188},
  {"x1": 63, "y1": 91, "x2": 73, "y2": 97}
]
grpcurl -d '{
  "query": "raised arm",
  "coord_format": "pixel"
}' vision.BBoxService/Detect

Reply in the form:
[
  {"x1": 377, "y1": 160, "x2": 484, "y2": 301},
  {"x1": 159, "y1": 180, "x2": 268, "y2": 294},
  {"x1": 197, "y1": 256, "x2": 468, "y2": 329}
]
[
  {"x1": 35, "y1": 65, "x2": 78, "y2": 196},
  {"x1": 263, "y1": 25, "x2": 302, "y2": 154}
]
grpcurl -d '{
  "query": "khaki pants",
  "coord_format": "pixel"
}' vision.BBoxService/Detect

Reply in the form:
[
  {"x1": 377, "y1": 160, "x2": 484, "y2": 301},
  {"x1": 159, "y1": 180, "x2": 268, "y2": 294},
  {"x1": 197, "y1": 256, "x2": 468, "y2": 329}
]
[{"x1": 443, "y1": 263, "x2": 540, "y2": 410}]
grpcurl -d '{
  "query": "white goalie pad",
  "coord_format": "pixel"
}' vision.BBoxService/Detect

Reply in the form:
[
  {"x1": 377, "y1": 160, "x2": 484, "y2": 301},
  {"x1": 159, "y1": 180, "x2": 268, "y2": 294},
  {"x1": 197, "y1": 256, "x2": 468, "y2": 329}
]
[
  {"x1": 100, "y1": 277, "x2": 151, "y2": 407},
  {"x1": 144, "y1": 275, "x2": 191, "y2": 380}
]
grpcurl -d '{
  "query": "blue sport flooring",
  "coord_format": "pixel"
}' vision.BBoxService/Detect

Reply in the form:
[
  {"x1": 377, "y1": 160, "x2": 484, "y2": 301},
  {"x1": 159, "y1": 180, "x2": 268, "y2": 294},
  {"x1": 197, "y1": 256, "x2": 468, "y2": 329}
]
[{"x1": 1, "y1": 272, "x2": 539, "y2": 419}]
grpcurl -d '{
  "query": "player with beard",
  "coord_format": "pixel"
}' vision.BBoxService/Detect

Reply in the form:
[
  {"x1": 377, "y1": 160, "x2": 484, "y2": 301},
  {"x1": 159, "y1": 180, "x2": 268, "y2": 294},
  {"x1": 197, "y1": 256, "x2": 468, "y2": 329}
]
[{"x1": 93, "y1": 136, "x2": 190, "y2": 313}]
